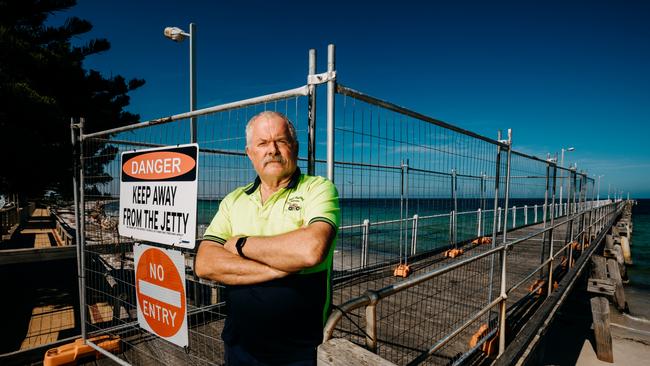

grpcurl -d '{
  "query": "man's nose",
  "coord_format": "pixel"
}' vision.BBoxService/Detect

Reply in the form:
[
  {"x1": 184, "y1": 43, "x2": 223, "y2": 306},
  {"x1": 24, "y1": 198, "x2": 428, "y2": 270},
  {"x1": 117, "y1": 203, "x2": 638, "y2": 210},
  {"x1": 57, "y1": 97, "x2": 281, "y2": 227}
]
[{"x1": 267, "y1": 141, "x2": 280, "y2": 155}]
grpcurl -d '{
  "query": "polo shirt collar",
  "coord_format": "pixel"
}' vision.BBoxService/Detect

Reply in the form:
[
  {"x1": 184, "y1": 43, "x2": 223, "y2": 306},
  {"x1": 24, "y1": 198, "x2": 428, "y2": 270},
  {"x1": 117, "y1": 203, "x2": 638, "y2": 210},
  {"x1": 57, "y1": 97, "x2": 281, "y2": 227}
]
[{"x1": 244, "y1": 167, "x2": 301, "y2": 195}]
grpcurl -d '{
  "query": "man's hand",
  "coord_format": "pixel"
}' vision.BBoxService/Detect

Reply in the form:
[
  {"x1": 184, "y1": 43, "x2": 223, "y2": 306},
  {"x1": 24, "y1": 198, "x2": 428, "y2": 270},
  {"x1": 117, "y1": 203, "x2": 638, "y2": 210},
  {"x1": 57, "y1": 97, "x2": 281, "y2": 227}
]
[{"x1": 223, "y1": 222, "x2": 336, "y2": 273}]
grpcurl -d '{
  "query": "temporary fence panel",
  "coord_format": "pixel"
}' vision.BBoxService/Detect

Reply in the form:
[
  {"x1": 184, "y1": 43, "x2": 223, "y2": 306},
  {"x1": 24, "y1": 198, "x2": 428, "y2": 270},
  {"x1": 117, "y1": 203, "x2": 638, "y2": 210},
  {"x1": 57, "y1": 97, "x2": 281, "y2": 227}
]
[{"x1": 75, "y1": 86, "x2": 310, "y2": 365}]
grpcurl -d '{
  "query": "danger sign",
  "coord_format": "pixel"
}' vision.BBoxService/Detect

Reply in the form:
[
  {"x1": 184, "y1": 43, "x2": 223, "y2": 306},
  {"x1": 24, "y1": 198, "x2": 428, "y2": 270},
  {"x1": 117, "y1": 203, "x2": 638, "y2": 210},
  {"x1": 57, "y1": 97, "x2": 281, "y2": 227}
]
[
  {"x1": 119, "y1": 144, "x2": 198, "y2": 249},
  {"x1": 134, "y1": 244, "x2": 188, "y2": 347}
]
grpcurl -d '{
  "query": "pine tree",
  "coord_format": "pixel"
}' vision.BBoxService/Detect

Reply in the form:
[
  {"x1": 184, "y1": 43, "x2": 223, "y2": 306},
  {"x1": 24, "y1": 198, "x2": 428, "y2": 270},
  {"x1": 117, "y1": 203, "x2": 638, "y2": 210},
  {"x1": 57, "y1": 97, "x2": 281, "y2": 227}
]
[{"x1": 0, "y1": 0, "x2": 145, "y2": 198}]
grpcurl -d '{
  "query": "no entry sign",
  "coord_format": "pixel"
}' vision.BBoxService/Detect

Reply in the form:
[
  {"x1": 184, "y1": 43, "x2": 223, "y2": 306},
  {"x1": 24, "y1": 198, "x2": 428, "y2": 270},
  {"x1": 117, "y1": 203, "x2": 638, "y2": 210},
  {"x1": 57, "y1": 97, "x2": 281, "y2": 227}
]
[
  {"x1": 134, "y1": 244, "x2": 188, "y2": 347},
  {"x1": 119, "y1": 144, "x2": 198, "y2": 248}
]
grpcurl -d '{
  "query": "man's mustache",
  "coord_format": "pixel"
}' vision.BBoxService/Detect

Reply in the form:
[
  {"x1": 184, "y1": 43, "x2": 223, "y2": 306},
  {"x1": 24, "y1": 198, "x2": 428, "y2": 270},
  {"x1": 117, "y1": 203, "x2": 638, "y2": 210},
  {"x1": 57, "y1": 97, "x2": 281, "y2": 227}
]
[{"x1": 263, "y1": 155, "x2": 287, "y2": 165}]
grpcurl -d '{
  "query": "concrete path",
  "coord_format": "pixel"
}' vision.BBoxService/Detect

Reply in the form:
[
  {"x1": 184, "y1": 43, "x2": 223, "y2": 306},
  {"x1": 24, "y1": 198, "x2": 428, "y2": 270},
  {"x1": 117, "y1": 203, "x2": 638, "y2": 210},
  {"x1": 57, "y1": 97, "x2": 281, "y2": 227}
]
[{"x1": 0, "y1": 206, "x2": 78, "y2": 353}]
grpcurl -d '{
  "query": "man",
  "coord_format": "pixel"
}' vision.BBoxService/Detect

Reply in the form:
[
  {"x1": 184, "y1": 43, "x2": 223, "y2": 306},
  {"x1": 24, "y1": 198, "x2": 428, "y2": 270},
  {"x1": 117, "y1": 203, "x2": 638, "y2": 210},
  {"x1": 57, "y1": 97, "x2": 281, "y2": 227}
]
[{"x1": 195, "y1": 111, "x2": 340, "y2": 365}]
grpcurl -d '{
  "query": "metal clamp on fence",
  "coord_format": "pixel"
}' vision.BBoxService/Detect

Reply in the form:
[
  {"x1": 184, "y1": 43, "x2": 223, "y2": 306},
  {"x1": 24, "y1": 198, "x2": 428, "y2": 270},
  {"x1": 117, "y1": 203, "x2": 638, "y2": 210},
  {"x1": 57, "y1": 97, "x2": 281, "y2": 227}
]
[{"x1": 308, "y1": 70, "x2": 336, "y2": 85}]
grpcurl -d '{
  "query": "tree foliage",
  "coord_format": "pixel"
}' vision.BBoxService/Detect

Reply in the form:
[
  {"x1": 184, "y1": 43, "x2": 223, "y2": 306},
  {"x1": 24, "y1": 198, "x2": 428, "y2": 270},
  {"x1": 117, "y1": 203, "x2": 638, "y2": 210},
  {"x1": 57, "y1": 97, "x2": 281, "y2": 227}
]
[{"x1": 0, "y1": 0, "x2": 144, "y2": 198}]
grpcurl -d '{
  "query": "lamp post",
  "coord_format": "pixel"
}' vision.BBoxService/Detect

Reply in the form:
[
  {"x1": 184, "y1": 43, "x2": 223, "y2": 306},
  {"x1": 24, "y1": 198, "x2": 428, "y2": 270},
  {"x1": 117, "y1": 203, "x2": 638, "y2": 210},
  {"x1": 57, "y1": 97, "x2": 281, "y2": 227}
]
[
  {"x1": 597, "y1": 175, "x2": 604, "y2": 202},
  {"x1": 558, "y1": 146, "x2": 575, "y2": 216},
  {"x1": 608, "y1": 183, "x2": 611, "y2": 201},
  {"x1": 164, "y1": 23, "x2": 197, "y2": 143}
]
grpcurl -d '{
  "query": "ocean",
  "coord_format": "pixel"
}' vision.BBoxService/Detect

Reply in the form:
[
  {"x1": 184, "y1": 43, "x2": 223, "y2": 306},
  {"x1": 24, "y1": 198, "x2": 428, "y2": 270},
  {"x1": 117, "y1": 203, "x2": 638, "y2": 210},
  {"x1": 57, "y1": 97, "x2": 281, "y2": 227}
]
[{"x1": 627, "y1": 198, "x2": 650, "y2": 319}]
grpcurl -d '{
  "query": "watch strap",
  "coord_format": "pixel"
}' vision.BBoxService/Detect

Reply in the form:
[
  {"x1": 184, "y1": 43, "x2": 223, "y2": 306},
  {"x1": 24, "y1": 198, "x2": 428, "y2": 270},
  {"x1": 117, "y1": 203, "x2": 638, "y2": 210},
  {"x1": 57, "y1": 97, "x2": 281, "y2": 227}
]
[{"x1": 236, "y1": 236, "x2": 248, "y2": 258}]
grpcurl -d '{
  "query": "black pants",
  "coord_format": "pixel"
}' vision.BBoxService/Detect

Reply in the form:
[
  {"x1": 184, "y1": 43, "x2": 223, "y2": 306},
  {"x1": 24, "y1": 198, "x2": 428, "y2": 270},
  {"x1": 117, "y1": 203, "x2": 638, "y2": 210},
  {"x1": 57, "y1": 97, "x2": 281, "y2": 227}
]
[{"x1": 224, "y1": 343, "x2": 316, "y2": 366}]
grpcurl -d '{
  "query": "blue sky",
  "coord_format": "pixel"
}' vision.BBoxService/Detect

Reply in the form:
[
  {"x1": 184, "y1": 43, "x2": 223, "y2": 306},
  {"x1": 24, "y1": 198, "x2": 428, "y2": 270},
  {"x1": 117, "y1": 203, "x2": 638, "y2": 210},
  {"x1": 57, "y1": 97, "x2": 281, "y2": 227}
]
[{"x1": 51, "y1": 0, "x2": 649, "y2": 197}]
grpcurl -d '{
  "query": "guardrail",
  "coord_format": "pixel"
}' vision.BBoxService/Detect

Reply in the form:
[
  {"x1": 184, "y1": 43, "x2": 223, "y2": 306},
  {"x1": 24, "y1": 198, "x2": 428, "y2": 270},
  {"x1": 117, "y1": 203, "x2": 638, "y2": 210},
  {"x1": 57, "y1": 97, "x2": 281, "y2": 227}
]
[
  {"x1": 50, "y1": 208, "x2": 76, "y2": 246},
  {"x1": 337, "y1": 200, "x2": 610, "y2": 272},
  {"x1": 0, "y1": 204, "x2": 19, "y2": 236}
]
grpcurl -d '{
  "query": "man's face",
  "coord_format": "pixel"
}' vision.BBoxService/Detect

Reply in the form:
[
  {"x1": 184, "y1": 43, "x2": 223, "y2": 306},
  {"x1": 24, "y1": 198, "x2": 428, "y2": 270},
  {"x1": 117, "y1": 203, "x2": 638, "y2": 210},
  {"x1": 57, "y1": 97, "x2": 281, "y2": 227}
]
[{"x1": 246, "y1": 115, "x2": 298, "y2": 183}]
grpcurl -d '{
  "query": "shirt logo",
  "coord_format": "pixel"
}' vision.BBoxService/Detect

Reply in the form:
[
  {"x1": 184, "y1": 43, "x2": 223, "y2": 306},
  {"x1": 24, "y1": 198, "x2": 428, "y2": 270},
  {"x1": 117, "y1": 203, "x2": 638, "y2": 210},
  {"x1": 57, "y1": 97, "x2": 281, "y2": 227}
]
[{"x1": 287, "y1": 196, "x2": 304, "y2": 211}]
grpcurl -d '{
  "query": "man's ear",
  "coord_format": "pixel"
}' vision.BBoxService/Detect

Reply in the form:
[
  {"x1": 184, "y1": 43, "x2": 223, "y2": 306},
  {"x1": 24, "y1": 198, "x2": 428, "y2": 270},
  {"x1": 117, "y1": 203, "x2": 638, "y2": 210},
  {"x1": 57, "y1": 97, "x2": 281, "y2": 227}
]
[{"x1": 245, "y1": 146, "x2": 253, "y2": 162}]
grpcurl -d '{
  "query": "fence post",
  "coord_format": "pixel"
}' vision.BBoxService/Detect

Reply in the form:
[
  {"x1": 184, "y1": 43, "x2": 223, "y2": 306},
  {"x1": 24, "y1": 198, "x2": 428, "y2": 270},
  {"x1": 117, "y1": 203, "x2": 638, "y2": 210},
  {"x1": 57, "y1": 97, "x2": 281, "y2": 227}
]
[
  {"x1": 307, "y1": 49, "x2": 317, "y2": 176},
  {"x1": 498, "y1": 129, "x2": 513, "y2": 356},
  {"x1": 481, "y1": 173, "x2": 487, "y2": 235},
  {"x1": 539, "y1": 157, "x2": 550, "y2": 279},
  {"x1": 524, "y1": 205, "x2": 528, "y2": 225},
  {"x1": 564, "y1": 169, "x2": 576, "y2": 264},
  {"x1": 404, "y1": 159, "x2": 410, "y2": 264},
  {"x1": 452, "y1": 169, "x2": 458, "y2": 244},
  {"x1": 512, "y1": 206, "x2": 516, "y2": 228},
  {"x1": 326, "y1": 44, "x2": 336, "y2": 182},
  {"x1": 589, "y1": 177, "x2": 596, "y2": 242},
  {"x1": 71, "y1": 117, "x2": 87, "y2": 340},
  {"x1": 486, "y1": 129, "x2": 503, "y2": 336},
  {"x1": 580, "y1": 175, "x2": 587, "y2": 251},
  {"x1": 547, "y1": 160, "x2": 558, "y2": 296},
  {"x1": 411, "y1": 214, "x2": 419, "y2": 255},
  {"x1": 477, "y1": 208, "x2": 482, "y2": 237},
  {"x1": 365, "y1": 291, "x2": 379, "y2": 353},
  {"x1": 449, "y1": 211, "x2": 455, "y2": 245},
  {"x1": 362, "y1": 219, "x2": 369, "y2": 268},
  {"x1": 498, "y1": 207, "x2": 502, "y2": 232}
]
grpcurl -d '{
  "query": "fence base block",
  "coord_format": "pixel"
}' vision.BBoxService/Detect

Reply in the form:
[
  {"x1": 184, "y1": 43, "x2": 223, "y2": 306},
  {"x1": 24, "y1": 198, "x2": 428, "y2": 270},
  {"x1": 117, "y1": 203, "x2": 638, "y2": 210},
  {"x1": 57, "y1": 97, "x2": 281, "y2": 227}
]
[
  {"x1": 393, "y1": 263, "x2": 411, "y2": 278},
  {"x1": 43, "y1": 335, "x2": 120, "y2": 366},
  {"x1": 444, "y1": 248, "x2": 464, "y2": 258}
]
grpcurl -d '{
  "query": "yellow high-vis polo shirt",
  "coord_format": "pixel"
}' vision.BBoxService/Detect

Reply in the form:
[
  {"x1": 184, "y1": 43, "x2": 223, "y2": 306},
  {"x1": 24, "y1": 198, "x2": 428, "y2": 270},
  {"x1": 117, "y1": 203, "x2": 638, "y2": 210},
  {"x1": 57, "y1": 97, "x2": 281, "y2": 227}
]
[{"x1": 202, "y1": 168, "x2": 340, "y2": 362}]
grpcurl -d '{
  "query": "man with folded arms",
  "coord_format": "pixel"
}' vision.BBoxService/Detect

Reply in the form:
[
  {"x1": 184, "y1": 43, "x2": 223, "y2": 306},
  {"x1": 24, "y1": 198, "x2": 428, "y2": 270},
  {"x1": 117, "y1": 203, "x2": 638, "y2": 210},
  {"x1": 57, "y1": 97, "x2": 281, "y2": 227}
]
[{"x1": 195, "y1": 111, "x2": 340, "y2": 365}]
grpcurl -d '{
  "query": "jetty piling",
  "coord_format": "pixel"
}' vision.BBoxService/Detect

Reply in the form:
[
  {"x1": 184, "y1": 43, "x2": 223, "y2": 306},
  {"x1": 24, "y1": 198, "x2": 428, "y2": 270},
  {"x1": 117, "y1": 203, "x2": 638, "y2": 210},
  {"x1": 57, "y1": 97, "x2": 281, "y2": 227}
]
[{"x1": 586, "y1": 201, "x2": 635, "y2": 363}]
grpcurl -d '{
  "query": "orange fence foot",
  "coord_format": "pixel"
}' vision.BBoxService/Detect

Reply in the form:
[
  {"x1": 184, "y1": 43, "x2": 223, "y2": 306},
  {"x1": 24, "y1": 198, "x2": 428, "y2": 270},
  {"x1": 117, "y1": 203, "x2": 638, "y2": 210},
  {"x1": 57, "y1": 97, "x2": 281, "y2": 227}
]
[
  {"x1": 44, "y1": 335, "x2": 120, "y2": 366},
  {"x1": 444, "y1": 248, "x2": 464, "y2": 258},
  {"x1": 471, "y1": 236, "x2": 493, "y2": 245},
  {"x1": 560, "y1": 255, "x2": 575, "y2": 269},
  {"x1": 393, "y1": 263, "x2": 411, "y2": 278},
  {"x1": 468, "y1": 323, "x2": 498, "y2": 356},
  {"x1": 570, "y1": 241, "x2": 580, "y2": 250}
]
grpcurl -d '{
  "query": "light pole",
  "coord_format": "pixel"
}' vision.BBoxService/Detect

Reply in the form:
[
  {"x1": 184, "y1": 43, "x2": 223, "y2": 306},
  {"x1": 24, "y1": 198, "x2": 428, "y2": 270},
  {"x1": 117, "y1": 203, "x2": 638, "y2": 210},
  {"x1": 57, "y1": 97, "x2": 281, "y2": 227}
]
[
  {"x1": 608, "y1": 183, "x2": 611, "y2": 201},
  {"x1": 164, "y1": 23, "x2": 197, "y2": 143},
  {"x1": 558, "y1": 146, "x2": 575, "y2": 216},
  {"x1": 597, "y1": 175, "x2": 604, "y2": 202}
]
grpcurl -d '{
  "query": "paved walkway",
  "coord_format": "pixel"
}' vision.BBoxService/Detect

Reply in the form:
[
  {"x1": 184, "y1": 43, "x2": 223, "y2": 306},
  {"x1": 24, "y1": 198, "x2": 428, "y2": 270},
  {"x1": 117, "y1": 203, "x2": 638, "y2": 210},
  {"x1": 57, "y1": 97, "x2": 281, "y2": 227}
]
[
  {"x1": 19, "y1": 208, "x2": 65, "y2": 248},
  {"x1": 0, "y1": 206, "x2": 77, "y2": 352}
]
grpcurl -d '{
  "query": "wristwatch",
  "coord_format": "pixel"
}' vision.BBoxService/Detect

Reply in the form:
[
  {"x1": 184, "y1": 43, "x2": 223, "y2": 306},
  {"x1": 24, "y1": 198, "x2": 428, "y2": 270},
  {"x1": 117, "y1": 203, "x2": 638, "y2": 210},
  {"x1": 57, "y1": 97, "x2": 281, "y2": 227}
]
[{"x1": 235, "y1": 236, "x2": 249, "y2": 258}]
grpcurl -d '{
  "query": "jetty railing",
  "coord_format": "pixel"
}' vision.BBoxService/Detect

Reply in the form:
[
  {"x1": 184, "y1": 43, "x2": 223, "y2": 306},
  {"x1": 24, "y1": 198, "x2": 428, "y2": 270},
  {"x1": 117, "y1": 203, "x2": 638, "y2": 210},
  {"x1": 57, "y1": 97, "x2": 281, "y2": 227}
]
[{"x1": 69, "y1": 44, "x2": 611, "y2": 365}]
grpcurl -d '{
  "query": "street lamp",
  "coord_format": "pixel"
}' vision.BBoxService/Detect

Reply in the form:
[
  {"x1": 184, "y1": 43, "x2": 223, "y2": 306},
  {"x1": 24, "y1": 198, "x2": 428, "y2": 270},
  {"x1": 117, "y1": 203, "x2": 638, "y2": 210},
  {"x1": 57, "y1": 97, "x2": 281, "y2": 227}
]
[
  {"x1": 608, "y1": 183, "x2": 611, "y2": 201},
  {"x1": 558, "y1": 146, "x2": 575, "y2": 216},
  {"x1": 597, "y1": 175, "x2": 604, "y2": 202},
  {"x1": 164, "y1": 23, "x2": 197, "y2": 143}
]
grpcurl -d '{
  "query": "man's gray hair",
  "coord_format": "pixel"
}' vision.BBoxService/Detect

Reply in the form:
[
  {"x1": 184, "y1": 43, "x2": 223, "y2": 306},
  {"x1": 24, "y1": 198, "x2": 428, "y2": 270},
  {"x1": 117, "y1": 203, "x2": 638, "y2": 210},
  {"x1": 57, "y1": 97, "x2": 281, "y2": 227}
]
[{"x1": 245, "y1": 111, "x2": 298, "y2": 148}]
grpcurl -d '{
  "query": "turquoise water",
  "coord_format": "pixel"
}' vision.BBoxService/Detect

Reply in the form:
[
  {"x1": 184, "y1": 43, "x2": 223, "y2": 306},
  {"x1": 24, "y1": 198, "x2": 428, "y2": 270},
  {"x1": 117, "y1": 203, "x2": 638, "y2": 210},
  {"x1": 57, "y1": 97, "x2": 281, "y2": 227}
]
[{"x1": 629, "y1": 199, "x2": 650, "y2": 288}]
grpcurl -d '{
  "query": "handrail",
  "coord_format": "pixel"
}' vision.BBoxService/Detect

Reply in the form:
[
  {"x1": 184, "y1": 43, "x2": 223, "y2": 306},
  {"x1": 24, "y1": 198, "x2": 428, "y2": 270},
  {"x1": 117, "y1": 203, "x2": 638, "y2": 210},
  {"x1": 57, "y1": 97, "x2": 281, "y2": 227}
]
[
  {"x1": 81, "y1": 85, "x2": 310, "y2": 139},
  {"x1": 337, "y1": 200, "x2": 610, "y2": 231}
]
